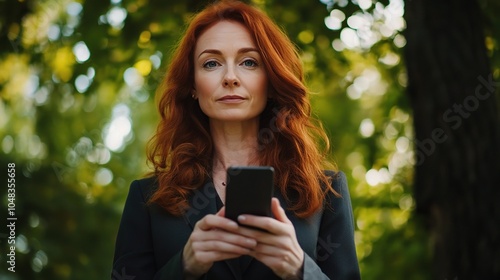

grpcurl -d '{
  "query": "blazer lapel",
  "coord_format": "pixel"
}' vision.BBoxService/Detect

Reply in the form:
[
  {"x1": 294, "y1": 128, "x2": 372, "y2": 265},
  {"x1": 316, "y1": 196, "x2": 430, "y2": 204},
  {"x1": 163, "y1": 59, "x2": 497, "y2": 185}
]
[
  {"x1": 183, "y1": 181, "x2": 218, "y2": 229},
  {"x1": 182, "y1": 180, "x2": 243, "y2": 280}
]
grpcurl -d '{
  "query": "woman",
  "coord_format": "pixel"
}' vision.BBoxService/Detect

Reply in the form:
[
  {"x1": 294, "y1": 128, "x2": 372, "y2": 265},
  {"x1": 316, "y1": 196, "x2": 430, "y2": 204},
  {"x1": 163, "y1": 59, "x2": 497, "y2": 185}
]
[{"x1": 112, "y1": 1, "x2": 360, "y2": 279}]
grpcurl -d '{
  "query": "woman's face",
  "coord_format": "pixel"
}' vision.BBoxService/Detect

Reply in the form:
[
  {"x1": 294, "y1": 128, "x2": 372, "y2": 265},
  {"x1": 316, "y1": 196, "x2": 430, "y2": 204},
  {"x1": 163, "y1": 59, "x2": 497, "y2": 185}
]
[{"x1": 193, "y1": 21, "x2": 268, "y2": 123}]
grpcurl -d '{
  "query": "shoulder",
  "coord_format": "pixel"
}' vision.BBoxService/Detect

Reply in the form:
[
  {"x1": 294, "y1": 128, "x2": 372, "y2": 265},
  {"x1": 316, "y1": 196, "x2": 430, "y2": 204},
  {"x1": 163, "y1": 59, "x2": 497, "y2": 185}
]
[
  {"x1": 322, "y1": 170, "x2": 353, "y2": 218},
  {"x1": 323, "y1": 170, "x2": 348, "y2": 195},
  {"x1": 128, "y1": 176, "x2": 158, "y2": 202}
]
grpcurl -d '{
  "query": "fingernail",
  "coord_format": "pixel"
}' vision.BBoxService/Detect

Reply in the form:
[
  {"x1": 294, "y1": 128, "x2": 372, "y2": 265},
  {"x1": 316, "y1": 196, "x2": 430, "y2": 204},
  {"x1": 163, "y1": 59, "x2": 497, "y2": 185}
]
[
  {"x1": 238, "y1": 215, "x2": 246, "y2": 221},
  {"x1": 228, "y1": 221, "x2": 238, "y2": 227}
]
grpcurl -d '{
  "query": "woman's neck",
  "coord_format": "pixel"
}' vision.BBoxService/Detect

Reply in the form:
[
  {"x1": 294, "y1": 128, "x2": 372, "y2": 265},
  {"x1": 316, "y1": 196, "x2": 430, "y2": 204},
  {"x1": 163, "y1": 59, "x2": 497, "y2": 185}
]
[
  {"x1": 210, "y1": 119, "x2": 260, "y2": 169},
  {"x1": 209, "y1": 119, "x2": 261, "y2": 201}
]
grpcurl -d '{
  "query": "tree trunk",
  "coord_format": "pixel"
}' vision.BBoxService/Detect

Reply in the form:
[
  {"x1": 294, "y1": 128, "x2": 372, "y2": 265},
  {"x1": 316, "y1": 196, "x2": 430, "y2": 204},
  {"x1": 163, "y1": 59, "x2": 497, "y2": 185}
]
[{"x1": 404, "y1": 0, "x2": 500, "y2": 278}]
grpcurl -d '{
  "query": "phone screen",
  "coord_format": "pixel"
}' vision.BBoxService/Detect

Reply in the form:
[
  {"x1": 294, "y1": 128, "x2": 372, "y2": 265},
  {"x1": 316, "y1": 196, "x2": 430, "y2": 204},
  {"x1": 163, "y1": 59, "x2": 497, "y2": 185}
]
[{"x1": 224, "y1": 166, "x2": 274, "y2": 223}]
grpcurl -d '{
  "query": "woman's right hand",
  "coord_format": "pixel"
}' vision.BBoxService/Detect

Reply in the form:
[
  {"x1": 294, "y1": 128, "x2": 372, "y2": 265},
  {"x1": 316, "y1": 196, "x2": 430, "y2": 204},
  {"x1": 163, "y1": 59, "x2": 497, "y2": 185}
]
[{"x1": 182, "y1": 207, "x2": 257, "y2": 279}]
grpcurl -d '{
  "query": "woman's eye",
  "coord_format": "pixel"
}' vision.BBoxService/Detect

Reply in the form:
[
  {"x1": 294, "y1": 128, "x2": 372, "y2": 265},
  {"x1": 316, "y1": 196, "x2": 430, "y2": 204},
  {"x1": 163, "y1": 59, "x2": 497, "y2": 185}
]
[
  {"x1": 203, "y1": 61, "x2": 219, "y2": 68},
  {"x1": 242, "y1": 59, "x2": 257, "y2": 67}
]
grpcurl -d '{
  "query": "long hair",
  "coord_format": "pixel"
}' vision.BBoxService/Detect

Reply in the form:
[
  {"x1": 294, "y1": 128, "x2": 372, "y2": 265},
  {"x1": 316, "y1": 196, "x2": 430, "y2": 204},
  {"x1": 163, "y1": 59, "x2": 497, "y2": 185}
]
[{"x1": 147, "y1": 0, "x2": 338, "y2": 217}]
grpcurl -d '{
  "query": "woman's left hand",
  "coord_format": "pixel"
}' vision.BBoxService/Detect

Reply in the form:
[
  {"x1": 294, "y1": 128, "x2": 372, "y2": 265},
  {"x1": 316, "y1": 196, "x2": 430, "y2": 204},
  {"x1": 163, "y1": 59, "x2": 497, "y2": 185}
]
[{"x1": 236, "y1": 198, "x2": 304, "y2": 279}]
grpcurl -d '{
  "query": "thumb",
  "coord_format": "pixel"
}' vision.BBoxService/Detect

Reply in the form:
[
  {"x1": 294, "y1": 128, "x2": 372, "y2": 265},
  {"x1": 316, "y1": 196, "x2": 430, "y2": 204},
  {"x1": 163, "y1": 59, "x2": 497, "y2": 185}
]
[
  {"x1": 216, "y1": 206, "x2": 226, "y2": 217},
  {"x1": 271, "y1": 198, "x2": 291, "y2": 224}
]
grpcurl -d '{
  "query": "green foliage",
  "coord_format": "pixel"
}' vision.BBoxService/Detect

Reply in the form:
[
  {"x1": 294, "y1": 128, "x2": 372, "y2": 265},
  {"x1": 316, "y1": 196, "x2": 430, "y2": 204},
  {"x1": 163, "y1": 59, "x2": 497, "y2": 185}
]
[{"x1": 1, "y1": 0, "x2": 497, "y2": 279}]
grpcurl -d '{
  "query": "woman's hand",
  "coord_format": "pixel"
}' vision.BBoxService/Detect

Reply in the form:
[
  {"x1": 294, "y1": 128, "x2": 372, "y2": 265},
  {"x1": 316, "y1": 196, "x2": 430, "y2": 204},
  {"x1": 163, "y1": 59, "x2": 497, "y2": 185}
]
[
  {"x1": 182, "y1": 207, "x2": 257, "y2": 279},
  {"x1": 237, "y1": 198, "x2": 305, "y2": 279}
]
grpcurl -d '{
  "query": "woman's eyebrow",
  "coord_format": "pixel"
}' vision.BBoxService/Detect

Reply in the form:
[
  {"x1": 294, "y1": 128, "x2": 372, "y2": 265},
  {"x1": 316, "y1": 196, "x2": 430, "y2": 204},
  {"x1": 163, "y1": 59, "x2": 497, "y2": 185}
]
[
  {"x1": 198, "y1": 49, "x2": 222, "y2": 58},
  {"x1": 237, "y1": 47, "x2": 260, "y2": 54},
  {"x1": 197, "y1": 47, "x2": 260, "y2": 58}
]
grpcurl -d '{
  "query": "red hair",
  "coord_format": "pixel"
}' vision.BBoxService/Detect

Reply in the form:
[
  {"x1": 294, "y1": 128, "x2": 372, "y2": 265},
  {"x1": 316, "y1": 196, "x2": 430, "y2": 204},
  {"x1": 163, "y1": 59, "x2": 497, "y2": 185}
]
[{"x1": 147, "y1": 0, "x2": 338, "y2": 217}]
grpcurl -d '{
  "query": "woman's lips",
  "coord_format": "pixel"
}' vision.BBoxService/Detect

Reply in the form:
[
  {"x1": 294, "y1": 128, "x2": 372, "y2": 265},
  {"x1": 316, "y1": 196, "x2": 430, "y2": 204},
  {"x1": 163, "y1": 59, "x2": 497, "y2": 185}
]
[{"x1": 217, "y1": 95, "x2": 245, "y2": 102}]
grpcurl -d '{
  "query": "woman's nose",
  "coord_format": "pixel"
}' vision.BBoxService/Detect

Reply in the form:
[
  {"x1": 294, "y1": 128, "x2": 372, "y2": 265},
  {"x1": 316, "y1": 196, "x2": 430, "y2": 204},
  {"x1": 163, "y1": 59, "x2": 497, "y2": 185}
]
[{"x1": 223, "y1": 67, "x2": 240, "y2": 87}]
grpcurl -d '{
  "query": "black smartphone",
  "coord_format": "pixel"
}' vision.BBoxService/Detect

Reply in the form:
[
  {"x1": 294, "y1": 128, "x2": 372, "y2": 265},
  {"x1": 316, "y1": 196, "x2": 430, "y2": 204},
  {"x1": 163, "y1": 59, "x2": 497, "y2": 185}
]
[{"x1": 224, "y1": 166, "x2": 274, "y2": 224}]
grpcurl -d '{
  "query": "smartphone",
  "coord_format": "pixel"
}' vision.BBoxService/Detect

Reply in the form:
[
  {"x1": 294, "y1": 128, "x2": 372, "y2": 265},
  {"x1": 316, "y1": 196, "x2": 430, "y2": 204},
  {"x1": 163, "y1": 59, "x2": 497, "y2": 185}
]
[{"x1": 224, "y1": 166, "x2": 274, "y2": 224}]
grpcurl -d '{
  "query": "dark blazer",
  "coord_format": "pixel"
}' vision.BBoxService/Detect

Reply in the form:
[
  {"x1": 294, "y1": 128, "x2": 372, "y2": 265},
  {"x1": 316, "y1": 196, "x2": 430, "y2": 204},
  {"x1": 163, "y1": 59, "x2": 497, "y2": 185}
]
[{"x1": 112, "y1": 171, "x2": 360, "y2": 280}]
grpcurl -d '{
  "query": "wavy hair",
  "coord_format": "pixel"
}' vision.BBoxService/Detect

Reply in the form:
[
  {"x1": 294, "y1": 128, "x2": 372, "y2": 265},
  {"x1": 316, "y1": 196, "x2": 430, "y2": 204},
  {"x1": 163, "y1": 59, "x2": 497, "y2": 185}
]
[{"x1": 147, "y1": 0, "x2": 338, "y2": 217}]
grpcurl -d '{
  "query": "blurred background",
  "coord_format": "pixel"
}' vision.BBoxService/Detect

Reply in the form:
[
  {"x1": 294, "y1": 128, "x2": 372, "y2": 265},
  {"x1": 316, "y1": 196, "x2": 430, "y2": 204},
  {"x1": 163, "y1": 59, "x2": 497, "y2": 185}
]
[{"x1": 0, "y1": 0, "x2": 498, "y2": 279}]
